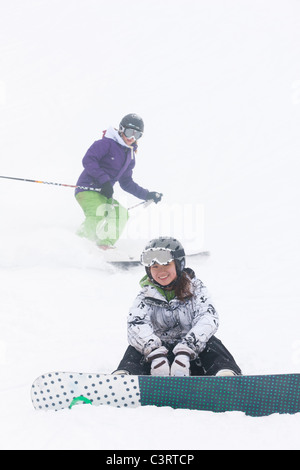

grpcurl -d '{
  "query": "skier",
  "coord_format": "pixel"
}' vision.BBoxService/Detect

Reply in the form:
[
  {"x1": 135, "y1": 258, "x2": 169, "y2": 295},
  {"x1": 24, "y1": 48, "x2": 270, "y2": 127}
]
[
  {"x1": 114, "y1": 237, "x2": 241, "y2": 376},
  {"x1": 75, "y1": 114, "x2": 162, "y2": 249}
]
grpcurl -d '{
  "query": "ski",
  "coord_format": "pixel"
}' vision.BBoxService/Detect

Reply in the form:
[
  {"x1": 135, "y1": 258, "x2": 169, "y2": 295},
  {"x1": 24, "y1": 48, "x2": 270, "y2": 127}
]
[{"x1": 103, "y1": 250, "x2": 210, "y2": 265}]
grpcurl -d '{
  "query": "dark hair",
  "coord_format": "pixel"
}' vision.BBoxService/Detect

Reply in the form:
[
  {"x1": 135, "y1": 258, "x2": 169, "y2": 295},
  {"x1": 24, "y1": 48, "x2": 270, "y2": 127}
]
[{"x1": 174, "y1": 268, "x2": 195, "y2": 301}]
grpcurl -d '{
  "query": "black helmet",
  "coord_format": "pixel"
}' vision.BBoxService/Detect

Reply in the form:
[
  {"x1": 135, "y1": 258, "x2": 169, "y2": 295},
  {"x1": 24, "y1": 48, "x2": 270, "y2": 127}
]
[
  {"x1": 119, "y1": 113, "x2": 144, "y2": 133},
  {"x1": 141, "y1": 237, "x2": 186, "y2": 284}
]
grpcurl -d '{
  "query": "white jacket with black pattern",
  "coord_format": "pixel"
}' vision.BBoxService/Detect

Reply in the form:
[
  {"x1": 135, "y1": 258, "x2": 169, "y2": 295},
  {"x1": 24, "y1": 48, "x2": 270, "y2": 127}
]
[{"x1": 127, "y1": 272, "x2": 219, "y2": 359}]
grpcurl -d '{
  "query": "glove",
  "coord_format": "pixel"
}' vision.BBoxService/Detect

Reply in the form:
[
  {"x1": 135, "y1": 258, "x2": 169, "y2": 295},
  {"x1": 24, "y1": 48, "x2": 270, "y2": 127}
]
[
  {"x1": 170, "y1": 344, "x2": 195, "y2": 376},
  {"x1": 170, "y1": 353, "x2": 191, "y2": 376},
  {"x1": 100, "y1": 181, "x2": 114, "y2": 199},
  {"x1": 146, "y1": 191, "x2": 163, "y2": 204},
  {"x1": 147, "y1": 346, "x2": 170, "y2": 376}
]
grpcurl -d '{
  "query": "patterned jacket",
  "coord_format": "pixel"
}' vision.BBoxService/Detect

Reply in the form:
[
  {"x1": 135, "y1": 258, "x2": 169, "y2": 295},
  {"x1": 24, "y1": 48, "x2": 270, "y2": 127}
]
[{"x1": 127, "y1": 274, "x2": 219, "y2": 359}]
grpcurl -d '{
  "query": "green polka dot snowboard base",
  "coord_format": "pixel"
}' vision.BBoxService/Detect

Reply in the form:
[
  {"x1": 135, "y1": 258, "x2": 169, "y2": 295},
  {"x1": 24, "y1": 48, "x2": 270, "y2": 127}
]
[{"x1": 31, "y1": 372, "x2": 300, "y2": 417}]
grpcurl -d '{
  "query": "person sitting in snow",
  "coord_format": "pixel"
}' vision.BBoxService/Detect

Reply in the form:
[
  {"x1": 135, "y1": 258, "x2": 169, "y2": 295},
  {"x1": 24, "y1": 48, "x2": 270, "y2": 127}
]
[
  {"x1": 114, "y1": 237, "x2": 242, "y2": 377},
  {"x1": 75, "y1": 113, "x2": 162, "y2": 249}
]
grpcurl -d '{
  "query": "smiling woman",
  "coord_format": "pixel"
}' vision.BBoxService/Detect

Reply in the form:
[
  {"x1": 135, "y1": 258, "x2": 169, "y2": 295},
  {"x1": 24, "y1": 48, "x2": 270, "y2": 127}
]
[
  {"x1": 113, "y1": 236, "x2": 242, "y2": 378},
  {"x1": 149, "y1": 261, "x2": 177, "y2": 287}
]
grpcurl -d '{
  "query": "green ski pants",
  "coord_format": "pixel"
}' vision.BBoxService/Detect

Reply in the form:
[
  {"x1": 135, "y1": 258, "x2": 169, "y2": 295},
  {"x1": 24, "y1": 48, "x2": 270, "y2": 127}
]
[{"x1": 75, "y1": 191, "x2": 129, "y2": 246}]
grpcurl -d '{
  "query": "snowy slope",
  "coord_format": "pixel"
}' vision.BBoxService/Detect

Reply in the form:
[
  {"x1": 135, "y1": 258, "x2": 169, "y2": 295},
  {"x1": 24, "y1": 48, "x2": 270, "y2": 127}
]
[{"x1": 1, "y1": 0, "x2": 300, "y2": 450}]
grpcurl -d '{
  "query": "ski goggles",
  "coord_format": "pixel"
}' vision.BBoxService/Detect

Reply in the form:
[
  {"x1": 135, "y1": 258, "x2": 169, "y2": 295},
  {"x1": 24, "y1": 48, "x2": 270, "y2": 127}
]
[
  {"x1": 141, "y1": 248, "x2": 175, "y2": 267},
  {"x1": 121, "y1": 126, "x2": 143, "y2": 140}
]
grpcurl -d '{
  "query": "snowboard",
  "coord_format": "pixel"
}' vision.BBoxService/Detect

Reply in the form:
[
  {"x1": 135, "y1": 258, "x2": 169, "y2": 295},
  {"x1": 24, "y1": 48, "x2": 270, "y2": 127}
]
[{"x1": 31, "y1": 372, "x2": 300, "y2": 417}]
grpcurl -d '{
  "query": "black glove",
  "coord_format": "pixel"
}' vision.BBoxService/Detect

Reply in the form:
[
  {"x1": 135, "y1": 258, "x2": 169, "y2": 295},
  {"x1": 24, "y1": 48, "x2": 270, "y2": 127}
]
[
  {"x1": 146, "y1": 191, "x2": 163, "y2": 204},
  {"x1": 100, "y1": 181, "x2": 114, "y2": 199}
]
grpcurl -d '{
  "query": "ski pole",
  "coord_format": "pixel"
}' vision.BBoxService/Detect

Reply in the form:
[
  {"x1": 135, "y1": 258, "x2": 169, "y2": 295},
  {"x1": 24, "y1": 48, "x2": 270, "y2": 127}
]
[
  {"x1": 127, "y1": 199, "x2": 153, "y2": 211},
  {"x1": 91, "y1": 198, "x2": 154, "y2": 237},
  {"x1": 0, "y1": 174, "x2": 155, "y2": 210},
  {"x1": 0, "y1": 175, "x2": 102, "y2": 192}
]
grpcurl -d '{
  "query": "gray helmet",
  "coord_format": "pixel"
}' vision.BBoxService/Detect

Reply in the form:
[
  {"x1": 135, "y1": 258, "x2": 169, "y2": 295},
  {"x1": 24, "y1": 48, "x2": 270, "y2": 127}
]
[
  {"x1": 119, "y1": 113, "x2": 144, "y2": 132},
  {"x1": 141, "y1": 237, "x2": 186, "y2": 280}
]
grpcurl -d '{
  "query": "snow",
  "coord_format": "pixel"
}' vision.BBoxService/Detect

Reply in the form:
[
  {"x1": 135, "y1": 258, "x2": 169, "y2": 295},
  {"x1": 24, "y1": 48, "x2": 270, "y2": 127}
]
[{"x1": 1, "y1": 0, "x2": 300, "y2": 450}]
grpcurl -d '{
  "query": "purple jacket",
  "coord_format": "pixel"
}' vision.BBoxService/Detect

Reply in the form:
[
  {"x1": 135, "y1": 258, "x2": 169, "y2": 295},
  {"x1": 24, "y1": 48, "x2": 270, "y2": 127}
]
[{"x1": 75, "y1": 127, "x2": 149, "y2": 200}]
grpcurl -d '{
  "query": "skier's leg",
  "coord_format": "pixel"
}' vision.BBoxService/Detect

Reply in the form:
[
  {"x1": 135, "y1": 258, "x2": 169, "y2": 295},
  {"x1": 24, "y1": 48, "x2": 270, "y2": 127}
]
[
  {"x1": 113, "y1": 346, "x2": 150, "y2": 375},
  {"x1": 101, "y1": 199, "x2": 129, "y2": 245},
  {"x1": 76, "y1": 191, "x2": 108, "y2": 242},
  {"x1": 191, "y1": 336, "x2": 242, "y2": 376},
  {"x1": 75, "y1": 192, "x2": 128, "y2": 246}
]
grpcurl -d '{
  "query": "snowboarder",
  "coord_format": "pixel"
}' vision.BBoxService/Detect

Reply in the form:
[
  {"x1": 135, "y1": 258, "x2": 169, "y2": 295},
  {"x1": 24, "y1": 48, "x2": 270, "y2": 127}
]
[
  {"x1": 114, "y1": 237, "x2": 242, "y2": 376},
  {"x1": 75, "y1": 113, "x2": 162, "y2": 248}
]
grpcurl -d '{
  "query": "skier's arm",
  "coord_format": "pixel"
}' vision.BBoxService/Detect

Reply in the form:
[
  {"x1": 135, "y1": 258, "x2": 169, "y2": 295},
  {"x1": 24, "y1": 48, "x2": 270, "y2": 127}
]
[
  {"x1": 119, "y1": 166, "x2": 149, "y2": 200},
  {"x1": 127, "y1": 293, "x2": 162, "y2": 356},
  {"x1": 176, "y1": 280, "x2": 219, "y2": 357}
]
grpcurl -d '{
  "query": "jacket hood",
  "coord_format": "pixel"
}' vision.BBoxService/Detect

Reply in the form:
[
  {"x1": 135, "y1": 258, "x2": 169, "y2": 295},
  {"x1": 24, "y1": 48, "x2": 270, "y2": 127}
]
[{"x1": 105, "y1": 127, "x2": 137, "y2": 151}]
